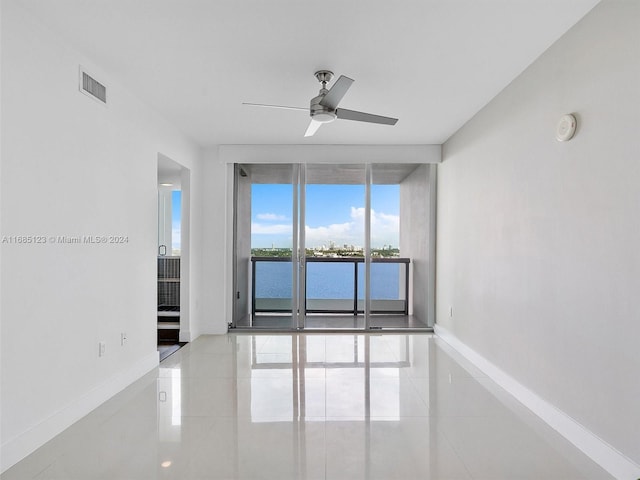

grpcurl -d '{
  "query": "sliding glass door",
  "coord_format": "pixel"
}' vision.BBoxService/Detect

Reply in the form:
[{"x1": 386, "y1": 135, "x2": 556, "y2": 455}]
[
  {"x1": 235, "y1": 164, "x2": 298, "y2": 328},
  {"x1": 303, "y1": 164, "x2": 366, "y2": 329},
  {"x1": 233, "y1": 162, "x2": 432, "y2": 330}
]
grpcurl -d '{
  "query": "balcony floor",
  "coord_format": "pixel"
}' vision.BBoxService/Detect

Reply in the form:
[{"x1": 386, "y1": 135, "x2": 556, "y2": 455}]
[{"x1": 237, "y1": 314, "x2": 428, "y2": 329}]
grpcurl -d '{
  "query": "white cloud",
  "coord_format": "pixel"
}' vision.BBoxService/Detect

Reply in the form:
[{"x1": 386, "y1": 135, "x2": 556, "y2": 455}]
[
  {"x1": 171, "y1": 227, "x2": 181, "y2": 250},
  {"x1": 372, "y1": 211, "x2": 399, "y2": 231},
  {"x1": 349, "y1": 207, "x2": 398, "y2": 229},
  {"x1": 350, "y1": 207, "x2": 365, "y2": 219},
  {"x1": 303, "y1": 207, "x2": 399, "y2": 247},
  {"x1": 305, "y1": 222, "x2": 354, "y2": 246},
  {"x1": 256, "y1": 212, "x2": 287, "y2": 221},
  {"x1": 251, "y1": 222, "x2": 292, "y2": 234}
]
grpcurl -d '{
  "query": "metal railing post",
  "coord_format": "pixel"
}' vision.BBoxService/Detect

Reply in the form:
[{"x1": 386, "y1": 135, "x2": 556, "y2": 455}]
[
  {"x1": 353, "y1": 261, "x2": 358, "y2": 315},
  {"x1": 404, "y1": 261, "x2": 410, "y2": 315},
  {"x1": 251, "y1": 259, "x2": 256, "y2": 318}
]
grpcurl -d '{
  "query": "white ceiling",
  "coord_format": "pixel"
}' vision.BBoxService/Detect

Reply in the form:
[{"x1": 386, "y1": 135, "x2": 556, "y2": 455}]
[{"x1": 17, "y1": 0, "x2": 599, "y2": 146}]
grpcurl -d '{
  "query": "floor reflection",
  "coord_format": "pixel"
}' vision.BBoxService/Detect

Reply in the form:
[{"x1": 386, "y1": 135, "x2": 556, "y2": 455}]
[
  {"x1": 0, "y1": 333, "x2": 614, "y2": 480},
  {"x1": 248, "y1": 335, "x2": 410, "y2": 421}
]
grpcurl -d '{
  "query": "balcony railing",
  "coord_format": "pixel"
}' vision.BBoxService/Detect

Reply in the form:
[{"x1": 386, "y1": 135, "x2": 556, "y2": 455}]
[{"x1": 251, "y1": 256, "x2": 409, "y2": 316}]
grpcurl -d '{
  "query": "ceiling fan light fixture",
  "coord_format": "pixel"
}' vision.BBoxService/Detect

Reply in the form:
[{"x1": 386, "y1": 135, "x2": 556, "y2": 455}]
[{"x1": 311, "y1": 111, "x2": 336, "y2": 123}]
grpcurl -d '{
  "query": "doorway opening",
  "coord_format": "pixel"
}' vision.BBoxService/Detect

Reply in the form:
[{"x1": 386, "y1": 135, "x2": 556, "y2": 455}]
[
  {"x1": 232, "y1": 163, "x2": 434, "y2": 331},
  {"x1": 157, "y1": 155, "x2": 190, "y2": 360}
]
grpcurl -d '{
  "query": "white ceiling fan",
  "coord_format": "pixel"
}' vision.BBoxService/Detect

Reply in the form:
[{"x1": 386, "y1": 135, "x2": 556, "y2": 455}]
[{"x1": 243, "y1": 70, "x2": 398, "y2": 137}]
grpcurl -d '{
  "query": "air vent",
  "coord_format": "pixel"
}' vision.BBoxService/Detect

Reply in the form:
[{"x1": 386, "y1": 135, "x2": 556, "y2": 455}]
[{"x1": 79, "y1": 67, "x2": 107, "y2": 104}]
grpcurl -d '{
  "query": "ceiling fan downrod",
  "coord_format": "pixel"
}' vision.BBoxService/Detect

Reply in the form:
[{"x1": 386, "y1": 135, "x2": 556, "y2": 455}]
[
  {"x1": 310, "y1": 70, "x2": 337, "y2": 124},
  {"x1": 314, "y1": 70, "x2": 334, "y2": 91}
]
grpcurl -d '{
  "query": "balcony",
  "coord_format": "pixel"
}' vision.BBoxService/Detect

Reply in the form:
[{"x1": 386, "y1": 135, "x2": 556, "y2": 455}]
[{"x1": 251, "y1": 256, "x2": 409, "y2": 316}]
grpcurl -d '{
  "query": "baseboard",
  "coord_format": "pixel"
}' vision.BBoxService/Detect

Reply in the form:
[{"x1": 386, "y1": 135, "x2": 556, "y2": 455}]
[
  {"x1": 0, "y1": 351, "x2": 159, "y2": 473},
  {"x1": 179, "y1": 329, "x2": 193, "y2": 343},
  {"x1": 434, "y1": 324, "x2": 640, "y2": 480}
]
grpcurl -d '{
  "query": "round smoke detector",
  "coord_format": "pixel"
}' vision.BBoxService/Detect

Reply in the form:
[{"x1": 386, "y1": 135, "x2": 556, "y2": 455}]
[{"x1": 556, "y1": 114, "x2": 577, "y2": 142}]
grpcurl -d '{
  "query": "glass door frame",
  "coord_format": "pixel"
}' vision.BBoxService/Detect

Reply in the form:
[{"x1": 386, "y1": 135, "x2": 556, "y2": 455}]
[
  {"x1": 293, "y1": 164, "x2": 305, "y2": 329},
  {"x1": 363, "y1": 163, "x2": 372, "y2": 330}
]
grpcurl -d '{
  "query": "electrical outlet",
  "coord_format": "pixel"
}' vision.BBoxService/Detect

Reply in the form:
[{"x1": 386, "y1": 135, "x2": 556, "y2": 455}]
[
  {"x1": 121, "y1": 332, "x2": 127, "y2": 346},
  {"x1": 99, "y1": 342, "x2": 106, "y2": 357}
]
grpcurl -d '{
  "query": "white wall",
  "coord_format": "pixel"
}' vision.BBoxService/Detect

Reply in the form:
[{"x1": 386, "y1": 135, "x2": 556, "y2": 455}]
[
  {"x1": 0, "y1": 0, "x2": 203, "y2": 471},
  {"x1": 199, "y1": 150, "x2": 229, "y2": 334},
  {"x1": 0, "y1": 3, "x2": 4, "y2": 469},
  {"x1": 437, "y1": 0, "x2": 640, "y2": 468},
  {"x1": 400, "y1": 165, "x2": 431, "y2": 323},
  {"x1": 219, "y1": 145, "x2": 441, "y2": 165}
]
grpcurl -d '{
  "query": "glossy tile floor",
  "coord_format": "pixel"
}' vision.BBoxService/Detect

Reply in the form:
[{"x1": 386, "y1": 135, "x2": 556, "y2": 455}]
[{"x1": 1, "y1": 334, "x2": 612, "y2": 480}]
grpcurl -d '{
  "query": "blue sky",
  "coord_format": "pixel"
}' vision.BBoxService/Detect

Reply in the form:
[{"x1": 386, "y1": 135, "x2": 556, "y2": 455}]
[
  {"x1": 251, "y1": 184, "x2": 399, "y2": 248},
  {"x1": 172, "y1": 190, "x2": 181, "y2": 251}
]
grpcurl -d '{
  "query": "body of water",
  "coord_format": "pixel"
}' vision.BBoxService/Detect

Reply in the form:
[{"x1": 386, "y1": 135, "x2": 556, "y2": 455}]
[{"x1": 254, "y1": 261, "x2": 402, "y2": 299}]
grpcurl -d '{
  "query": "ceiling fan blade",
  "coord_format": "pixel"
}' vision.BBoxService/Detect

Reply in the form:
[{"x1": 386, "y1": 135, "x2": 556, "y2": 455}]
[
  {"x1": 304, "y1": 119, "x2": 322, "y2": 137},
  {"x1": 319, "y1": 75, "x2": 354, "y2": 110},
  {"x1": 335, "y1": 108, "x2": 398, "y2": 125},
  {"x1": 242, "y1": 102, "x2": 307, "y2": 111}
]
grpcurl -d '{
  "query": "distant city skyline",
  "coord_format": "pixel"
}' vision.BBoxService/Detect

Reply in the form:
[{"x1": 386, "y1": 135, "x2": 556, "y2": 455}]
[{"x1": 251, "y1": 184, "x2": 399, "y2": 248}]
